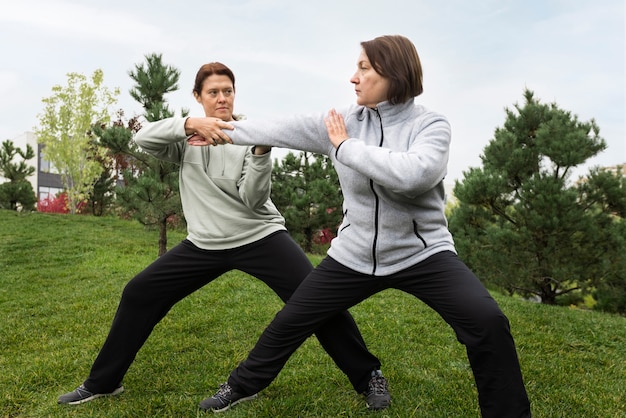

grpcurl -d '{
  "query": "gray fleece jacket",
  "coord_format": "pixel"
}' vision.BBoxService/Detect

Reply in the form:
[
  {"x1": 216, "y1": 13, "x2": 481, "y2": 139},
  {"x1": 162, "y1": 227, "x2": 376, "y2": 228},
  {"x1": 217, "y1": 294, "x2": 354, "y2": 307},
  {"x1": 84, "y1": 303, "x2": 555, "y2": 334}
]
[
  {"x1": 226, "y1": 98, "x2": 456, "y2": 276},
  {"x1": 134, "y1": 118, "x2": 286, "y2": 250}
]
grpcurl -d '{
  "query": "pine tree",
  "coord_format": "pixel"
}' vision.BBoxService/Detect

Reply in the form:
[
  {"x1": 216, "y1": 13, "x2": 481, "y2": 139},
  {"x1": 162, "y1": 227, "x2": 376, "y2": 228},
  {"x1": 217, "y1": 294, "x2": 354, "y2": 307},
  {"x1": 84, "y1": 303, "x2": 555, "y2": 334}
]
[
  {"x1": 128, "y1": 53, "x2": 186, "y2": 122},
  {"x1": 98, "y1": 54, "x2": 185, "y2": 256},
  {"x1": 0, "y1": 140, "x2": 37, "y2": 211},
  {"x1": 449, "y1": 89, "x2": 624, "y2": 308},
  {"x1": 271, "y1": 152, "x2": 342, "y2": 252}
]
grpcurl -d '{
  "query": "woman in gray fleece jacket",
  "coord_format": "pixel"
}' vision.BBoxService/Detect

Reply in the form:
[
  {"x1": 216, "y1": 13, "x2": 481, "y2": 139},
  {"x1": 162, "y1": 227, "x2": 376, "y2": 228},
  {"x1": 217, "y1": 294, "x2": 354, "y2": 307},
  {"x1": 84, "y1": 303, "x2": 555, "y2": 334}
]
[
  {"x1": 194, "y1": 36, "x2": 531, "y2": 417},
  {"x1": 57, "y1": 62, "x2": 389, "y2": 411}
]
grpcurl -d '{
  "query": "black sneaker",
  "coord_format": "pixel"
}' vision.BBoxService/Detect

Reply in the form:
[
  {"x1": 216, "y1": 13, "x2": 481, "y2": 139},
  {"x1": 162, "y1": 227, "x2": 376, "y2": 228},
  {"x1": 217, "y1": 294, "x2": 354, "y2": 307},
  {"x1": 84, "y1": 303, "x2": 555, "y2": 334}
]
[
  {"x1": 364, "y1": 370, "x2": 391, "y2": 410},
  {"x1": 198, "y1": 382, "x2": 258, "y2": 412},
  {"x1": 57, "y1": 383, "x2": 124, "y2": 405}
]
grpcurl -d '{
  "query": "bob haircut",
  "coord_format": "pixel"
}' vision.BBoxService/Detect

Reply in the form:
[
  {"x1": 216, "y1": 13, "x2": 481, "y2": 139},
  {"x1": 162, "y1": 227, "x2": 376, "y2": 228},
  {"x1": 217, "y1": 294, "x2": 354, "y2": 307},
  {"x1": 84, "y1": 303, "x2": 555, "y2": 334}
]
[
  {"x1": 192, "y1": 62, "x2": 236, "y2": 96},
  {"x1": 361, "y1": 35, "x2": 423, "y2": 104}
]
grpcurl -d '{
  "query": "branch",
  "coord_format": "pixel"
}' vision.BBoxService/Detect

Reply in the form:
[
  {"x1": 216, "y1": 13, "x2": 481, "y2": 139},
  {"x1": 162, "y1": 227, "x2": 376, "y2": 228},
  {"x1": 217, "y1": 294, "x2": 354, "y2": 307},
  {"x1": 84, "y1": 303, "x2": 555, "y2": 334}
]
[
  {"x1": 510, "y1": 285, "x2": 542, "y2": 297},
  {"x1": 556, "y1": 286, "x2": 582, "y2": 296},
  {"x1": 489, "y1": 200, "x2": 517, "y2": 225}
]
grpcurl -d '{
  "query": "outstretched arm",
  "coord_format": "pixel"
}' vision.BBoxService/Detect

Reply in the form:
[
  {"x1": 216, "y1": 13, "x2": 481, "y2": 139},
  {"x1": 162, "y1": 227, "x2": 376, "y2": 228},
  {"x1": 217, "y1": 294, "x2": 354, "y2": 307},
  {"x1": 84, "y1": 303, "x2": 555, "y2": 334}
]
[{"x1": 196, "y1": 114, "x2": 336, "y2": 156}]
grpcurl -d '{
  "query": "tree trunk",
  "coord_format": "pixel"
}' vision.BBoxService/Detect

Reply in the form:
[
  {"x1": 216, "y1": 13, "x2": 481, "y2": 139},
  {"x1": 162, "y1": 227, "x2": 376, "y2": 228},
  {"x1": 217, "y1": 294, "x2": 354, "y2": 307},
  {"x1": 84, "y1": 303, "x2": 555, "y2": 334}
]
[{"x1": 158, "y1": 216, "x2": 168, "y2": 257}]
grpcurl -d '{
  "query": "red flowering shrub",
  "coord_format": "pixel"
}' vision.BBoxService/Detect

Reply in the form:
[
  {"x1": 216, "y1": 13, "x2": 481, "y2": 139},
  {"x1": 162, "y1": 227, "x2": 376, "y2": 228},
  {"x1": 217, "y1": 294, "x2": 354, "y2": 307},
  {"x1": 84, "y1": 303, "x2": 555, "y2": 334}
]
[
  {"x1": 314, "y1": 228, "x2": 335, "y2": 245},
  {"x1": 38, "y1": 192, "x2": 69, "y2": 213},
  {"x1": 38, "y1": 192, "x2": 88, "y2": 214}
]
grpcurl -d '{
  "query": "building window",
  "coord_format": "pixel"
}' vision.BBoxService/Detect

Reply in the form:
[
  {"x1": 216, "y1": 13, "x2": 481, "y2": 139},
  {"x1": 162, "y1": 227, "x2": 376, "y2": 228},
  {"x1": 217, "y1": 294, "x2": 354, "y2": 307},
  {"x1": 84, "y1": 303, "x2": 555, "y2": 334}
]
[
  {"x1": 39, "y1": 186, "x2": 63, "y2": 201},
  {"x1": 39, "y1": 149, "x2": 58, "y2": 174}
]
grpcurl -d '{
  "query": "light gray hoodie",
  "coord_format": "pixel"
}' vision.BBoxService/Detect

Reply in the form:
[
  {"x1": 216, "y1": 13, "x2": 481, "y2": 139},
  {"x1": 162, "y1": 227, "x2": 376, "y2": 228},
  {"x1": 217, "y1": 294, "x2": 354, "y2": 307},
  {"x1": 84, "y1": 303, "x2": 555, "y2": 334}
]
[
  {"x1": 134, "y1": 118, "x2": 286, "y2": 250},
  {"x1": 226, "y1": 98, "x2": 456, "y2": 276}
]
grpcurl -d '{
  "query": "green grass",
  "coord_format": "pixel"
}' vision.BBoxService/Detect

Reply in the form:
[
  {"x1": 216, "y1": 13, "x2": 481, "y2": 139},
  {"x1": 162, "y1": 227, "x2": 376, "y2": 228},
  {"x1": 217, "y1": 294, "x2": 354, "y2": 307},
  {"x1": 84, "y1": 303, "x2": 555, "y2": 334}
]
[{"x1": 1, "y1": 209, "x2": 625, "y2": 417}]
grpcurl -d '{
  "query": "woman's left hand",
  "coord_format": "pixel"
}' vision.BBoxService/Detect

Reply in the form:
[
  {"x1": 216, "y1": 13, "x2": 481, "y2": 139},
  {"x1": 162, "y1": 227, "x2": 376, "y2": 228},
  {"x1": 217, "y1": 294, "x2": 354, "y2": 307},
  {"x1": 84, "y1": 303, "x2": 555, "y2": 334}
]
[
  {"x1": 185, "y1": 116, "x2": 234, "y2": 146},
  {"x1": 324, "y1": 109, "x2": 349, "y2": 148}
]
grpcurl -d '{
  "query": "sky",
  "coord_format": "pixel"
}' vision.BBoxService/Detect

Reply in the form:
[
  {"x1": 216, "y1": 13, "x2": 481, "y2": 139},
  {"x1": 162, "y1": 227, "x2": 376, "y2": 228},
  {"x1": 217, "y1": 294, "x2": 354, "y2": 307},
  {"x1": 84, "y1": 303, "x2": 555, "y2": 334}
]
[{"x1": 0, "y1": 0, "x2": 624, "y2": 183}]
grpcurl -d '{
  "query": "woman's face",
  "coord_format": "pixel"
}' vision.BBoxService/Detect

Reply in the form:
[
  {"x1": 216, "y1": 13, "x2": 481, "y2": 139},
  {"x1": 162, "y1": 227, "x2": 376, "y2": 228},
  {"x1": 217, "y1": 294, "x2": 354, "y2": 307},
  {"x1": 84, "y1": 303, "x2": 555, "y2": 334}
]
[
  {"x1": 350, "y1": 49, "x2": 389, "y2": 108},
  {"x1": 194, "y1": 74, "x2": 235, "y2": 121}
]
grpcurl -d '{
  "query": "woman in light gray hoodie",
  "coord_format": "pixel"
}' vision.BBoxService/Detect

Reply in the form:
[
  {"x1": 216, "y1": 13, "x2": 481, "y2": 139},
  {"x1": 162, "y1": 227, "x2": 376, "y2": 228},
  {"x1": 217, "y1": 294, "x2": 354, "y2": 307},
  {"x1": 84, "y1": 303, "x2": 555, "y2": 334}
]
[{"x1": 191, "y1": 35, "x2": 531, "y2": 417}]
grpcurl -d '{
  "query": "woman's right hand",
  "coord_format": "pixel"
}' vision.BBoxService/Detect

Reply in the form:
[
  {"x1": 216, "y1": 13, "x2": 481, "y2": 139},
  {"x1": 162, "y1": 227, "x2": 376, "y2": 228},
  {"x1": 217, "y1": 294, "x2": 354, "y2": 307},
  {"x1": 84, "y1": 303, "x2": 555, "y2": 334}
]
[{"x1": 324, "y1": 109, "x2": 349, "y2": 148}]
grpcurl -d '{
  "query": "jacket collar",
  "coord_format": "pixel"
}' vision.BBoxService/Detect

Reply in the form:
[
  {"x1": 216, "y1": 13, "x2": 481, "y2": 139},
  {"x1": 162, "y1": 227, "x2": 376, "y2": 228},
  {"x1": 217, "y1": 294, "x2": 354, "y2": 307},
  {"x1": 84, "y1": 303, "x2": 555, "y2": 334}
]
[{"x1": 360, "y1": 98, "x2": 416, "y2": 125}]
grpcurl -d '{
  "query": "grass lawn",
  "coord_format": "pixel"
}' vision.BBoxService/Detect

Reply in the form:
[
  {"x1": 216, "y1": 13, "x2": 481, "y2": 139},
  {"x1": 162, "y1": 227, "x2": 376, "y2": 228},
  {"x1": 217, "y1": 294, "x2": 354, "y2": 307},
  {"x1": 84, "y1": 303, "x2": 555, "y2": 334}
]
[{"x1": 1, "y1": 209, "x2": 625, "y2": 417}]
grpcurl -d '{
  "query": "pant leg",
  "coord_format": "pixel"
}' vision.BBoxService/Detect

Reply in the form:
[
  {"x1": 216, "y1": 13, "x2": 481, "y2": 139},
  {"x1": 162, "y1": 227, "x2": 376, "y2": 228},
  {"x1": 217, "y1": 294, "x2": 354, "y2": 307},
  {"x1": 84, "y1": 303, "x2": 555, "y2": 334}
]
[
  {"x1": 391, "y1": 251, "x2": 531, "y2": 418},
  {"x1": 228, "y1": 256, "x2": 382, "y2": 395},
  {"x1": 84, "y1": 240, "x2": 229, "y2": 393},
  {"x1": 234, "y1": 232, "x2": 381, "y2": 393}
]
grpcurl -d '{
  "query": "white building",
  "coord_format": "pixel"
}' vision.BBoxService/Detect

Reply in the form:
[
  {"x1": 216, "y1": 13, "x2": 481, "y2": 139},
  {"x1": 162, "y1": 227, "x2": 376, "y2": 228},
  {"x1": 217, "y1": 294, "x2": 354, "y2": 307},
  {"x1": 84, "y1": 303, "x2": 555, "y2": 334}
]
[{"x1": 6, "y1": 131, "x2": 63, "y2": 200}]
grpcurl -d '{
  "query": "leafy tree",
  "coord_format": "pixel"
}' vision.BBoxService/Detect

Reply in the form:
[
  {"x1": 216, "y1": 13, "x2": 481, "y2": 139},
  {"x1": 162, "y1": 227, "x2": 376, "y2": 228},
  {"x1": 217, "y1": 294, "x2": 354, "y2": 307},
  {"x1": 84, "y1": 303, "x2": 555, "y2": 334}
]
[
  {"x1": 448, "y1": 89, "x2": 624, "y2": 307},
  {"x1": 0, "y1": 140, "x2": 37, "y2": 211},
  {"x1": 35, "y1": 69, "x2": 119, "y2": 214},
  {"x1": 271, "y1": 151, "x2": 343, "y2": 253}
]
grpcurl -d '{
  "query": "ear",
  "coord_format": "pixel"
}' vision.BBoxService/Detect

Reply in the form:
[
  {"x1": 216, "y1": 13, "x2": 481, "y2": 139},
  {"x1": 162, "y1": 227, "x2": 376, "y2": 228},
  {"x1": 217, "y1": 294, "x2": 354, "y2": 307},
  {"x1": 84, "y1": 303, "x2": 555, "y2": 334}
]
[{"x1": 194, "y1": 91, "x2": 202, "y2": 104}]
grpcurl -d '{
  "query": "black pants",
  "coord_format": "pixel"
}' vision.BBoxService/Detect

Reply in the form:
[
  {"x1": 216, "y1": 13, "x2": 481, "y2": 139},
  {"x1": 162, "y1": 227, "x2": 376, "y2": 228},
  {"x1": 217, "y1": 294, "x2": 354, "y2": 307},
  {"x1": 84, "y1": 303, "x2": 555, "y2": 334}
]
[
  {"x1": 228, "y1": 251, "x2": 531, "y2": 418},
  {"x1": 83, "y1": 231, "x2": 380, "y2": 394}
]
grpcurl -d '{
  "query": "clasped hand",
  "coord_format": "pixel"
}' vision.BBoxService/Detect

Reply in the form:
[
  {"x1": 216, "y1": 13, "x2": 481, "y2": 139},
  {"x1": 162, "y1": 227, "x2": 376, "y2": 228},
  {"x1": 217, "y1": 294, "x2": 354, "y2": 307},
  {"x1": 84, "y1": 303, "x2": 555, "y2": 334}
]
[{"x1": 185, "y1": 117, "x2": 234, "y2": 146}]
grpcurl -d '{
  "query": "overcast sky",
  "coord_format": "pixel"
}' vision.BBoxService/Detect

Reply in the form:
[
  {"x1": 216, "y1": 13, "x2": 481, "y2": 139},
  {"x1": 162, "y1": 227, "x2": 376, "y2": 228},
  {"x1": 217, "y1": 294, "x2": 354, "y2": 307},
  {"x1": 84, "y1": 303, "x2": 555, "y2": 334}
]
[{"x1": 1, "y1": 0, "x2": 623, "y2": 182}]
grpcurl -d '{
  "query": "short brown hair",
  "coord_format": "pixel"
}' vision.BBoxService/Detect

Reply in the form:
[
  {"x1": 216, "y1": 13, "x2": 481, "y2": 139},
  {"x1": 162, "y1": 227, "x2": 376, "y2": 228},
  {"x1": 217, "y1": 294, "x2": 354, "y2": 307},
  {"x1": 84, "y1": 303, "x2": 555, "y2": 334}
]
[
  {"x1": 361, "y1": 35, "x2": 423, "y2": 104},
  {"x1": 192, "y1": 62, "x2": 236, "y2": 95}
]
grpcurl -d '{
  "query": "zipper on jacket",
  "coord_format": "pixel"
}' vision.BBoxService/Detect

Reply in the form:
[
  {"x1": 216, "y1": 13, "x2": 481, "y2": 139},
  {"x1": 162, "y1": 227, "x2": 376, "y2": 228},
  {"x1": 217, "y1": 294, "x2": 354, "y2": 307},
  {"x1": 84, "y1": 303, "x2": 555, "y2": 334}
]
[
  {"x1": 412, "y1": 220, "x2": 427, "y2": 248},
  {"x1": 370, "y1": 178, "x2": 379, "y2": 275},
  {"x1": 369, "y1": 109, "x2": 384, "y2": 275},
  {"x1": 339, "y1": 208, "x2": 350, "y2": 232}
]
